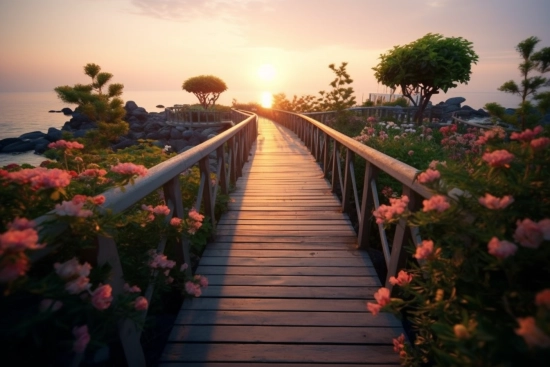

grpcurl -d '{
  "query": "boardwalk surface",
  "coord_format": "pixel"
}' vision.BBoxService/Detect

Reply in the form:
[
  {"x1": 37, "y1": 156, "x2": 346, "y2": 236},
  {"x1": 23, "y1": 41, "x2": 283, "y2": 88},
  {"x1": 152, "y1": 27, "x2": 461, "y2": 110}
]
[{"x1": 159, "y1": 117, "x2": 403, "y2": 366}]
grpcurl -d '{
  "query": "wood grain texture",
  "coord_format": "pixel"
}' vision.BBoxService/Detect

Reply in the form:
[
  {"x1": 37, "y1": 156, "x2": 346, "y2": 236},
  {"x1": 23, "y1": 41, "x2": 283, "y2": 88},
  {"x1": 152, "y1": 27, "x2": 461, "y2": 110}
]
[{"x1": 159, "y1": 117, "x2": 402, "y2": 365}]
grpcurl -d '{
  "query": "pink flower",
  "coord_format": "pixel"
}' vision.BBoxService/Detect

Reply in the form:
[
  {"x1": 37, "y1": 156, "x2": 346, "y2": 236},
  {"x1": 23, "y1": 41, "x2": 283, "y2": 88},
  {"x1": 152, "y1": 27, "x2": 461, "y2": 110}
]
[
  {"x1": 180, "y1": 263, "x2": 189, "y2": 272},
  {"x1": 373, "y1": 196, "x2": 409, "y2": 224},
  {"x1": 535, "y1": 289, "x2": 550, "y2": 309},
  {"x1": 49, "y1": 139, "x2": 84, "y2": 150},
  {"x1": 0, "y1": 227, "x2": 44, "y2": 255},
  {"x1": 487, "y1": 237, "x2": 518, "y2": 259},
  {"x1": 170, "y1": 217, "x2": 183, "y2": 227},
  {"x1": 124, "y1": 283, "x2": 141, "y2": 293},
  {"x1": 79, "y1": 168, "x2": 107, "y2": 178},
  {"x1": 134, "y1": 296, "x2": 149, "y2": 311},
  {"x1": 510, "y1": 126, "x2": 543, "y2": 142},
  {"x1": 454, "y1": 324, "x2": 470, "y2": 339},
  {"x1": 514, "y1": 219, "x2": 544, "y2": 249},
  {"x1": 187, "y1": 209, "x2": 204, "y2": 234},
  {"x1": 389, "y1": 270, "x2": 413, "y2": 286},
  {"x1": 54, "y1": 257, "x2": 91, "y2": 279},
  {"x1": 152, "y1": 205, "x2": 170, "y2": 216},
  {"x1": 92, "y1": 284, "x2": 113, "y2": 310},
  {"x1": 408, "y1": 150, "x2": 414, "y2": 156},
  {"x1": 417, "y1": 169, "x2": 440, "y2": 184},
  {"x1": 393, "y1": 333, "x2": 405, "y2": 353},
  {"x1": 195, "y1": 275, "x2": 209, "y2": 288},
  {"x1": 482, "y1": 150, "x2": 514, "y2": 167},
  {"x1": 531, "y1": 137, "x2": 550, "y2": 151},
  {"x1": 92, "y1": 195, "x2": 105, "y2": 205},
  {"x1": 414, "y1": 240, "x2": 434, "y2": 260},
  {"x1": 65, "y1": 276, "x2": 91, "y2": 294},
  {"x1": 0, "y1": 253, "x2": 30, "y2": 282},
  {"x1": 40, "y1": 299, "x2": 63, "y2": 312},
  {"x1": 5, "y1": 167, "x2": 72, "y2": 190},
  {"x1": 72, "y1": 325, "x2": 91, "y2": 353},
  {"x1": 8, "y1": 217, "x2": 36, "y2": 230},
  {"x1": 428, "y1": 160, "x2": 446, "y2": 169},
  {"x1": 478, "y1": 194, "x2": 514, "y2": 210},
  {"x1": 148, "y1": 252, "x2": 176, "y2": 269},
  {"x1": 515, "y1": 317, "x2": 550, "y2": 348},
  {"x1": 374, "y1": 287, "x2": 391, "y2": 306},
  {"x1": 111, "y1": 162, "x2": 148, "y2": 177},
  {"x1": 54, "y1": 200, "x2": 93, "y2": 218},
  {"x1": 185, "y1": 281, "x2": 202, "y2": 297},
  {"x1": 366, "y1": 302, "x2": 382, "y2": 315},
  {"x1": 71, "y1": 194, "x2": 88, "y2": 204},
  {"x1": 422, "y1": 195, "x2": 450, "y2": 213}
]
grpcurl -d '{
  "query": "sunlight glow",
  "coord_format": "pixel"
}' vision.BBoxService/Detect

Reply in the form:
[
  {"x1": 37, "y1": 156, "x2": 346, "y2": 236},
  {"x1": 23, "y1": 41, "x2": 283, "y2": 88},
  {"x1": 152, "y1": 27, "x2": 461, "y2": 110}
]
[
  {"x1": 258, "y1": 64, "x2": 276, "y2": 81},
  {"x1": 261, "y1": 92, "x2": 273, "y2": 108}
]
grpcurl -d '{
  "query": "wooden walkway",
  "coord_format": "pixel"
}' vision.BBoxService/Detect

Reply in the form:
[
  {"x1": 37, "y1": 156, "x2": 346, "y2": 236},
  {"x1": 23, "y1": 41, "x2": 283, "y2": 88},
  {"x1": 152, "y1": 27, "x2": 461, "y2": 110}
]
[{"x1": 158, "y1": 117, "x2": 403, "y2": 366}]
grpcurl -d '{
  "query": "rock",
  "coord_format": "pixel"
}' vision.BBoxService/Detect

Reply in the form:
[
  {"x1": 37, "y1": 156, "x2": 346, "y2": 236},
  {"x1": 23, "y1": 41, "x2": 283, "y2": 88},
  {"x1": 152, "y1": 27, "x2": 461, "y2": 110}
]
[
  {"x1": 72, "y1": 130, "x2": 89, "y2": 138},
  {"x1": 182, "y1": 130, "x2": 194, "y2": 139},
  {"x1": 146, "y1": 132, "x2": 161, "y2": 140},
  {"x1": 0, "y1": 137, "x2": 23, "y2": 150},
  {"x1": 170, "y1": 129, "x2": 182, "y2": 139},
  {"x1": 461, "y1": 105, "x2": 474, "y2": 111},
  {"x1": 48, "y1": 110, "x2": 56, "y2": 113},
  {"x1": 19, "y1": 131, "x2": 45, "y2": 140},
  {"x1": 445, "y1": 97, "x2": 466, "y2": 106},
  {"x1": 505, "y1": 108, "x2": 516, "y2": 115},
  {"x1": 133, "y1": 108, "x2": 149, "y2": 122},
  {"x1": 158, "y1": 127, "x2": 171, "y2": 139},
  {"x1": 33, "y1": 138, "x2": 52, "y2": 154},
  {"x1": 125, "y1": 101, "x2": 139, "y2": 111},
  {"x1": 2, "y1": 140, "x2": 35, "y2": 153},
  {"x1": 207, "y1": 134, "x2": 217, "y2": 139},
  {"x1": 143, "y1": 121, "x2": 161, "y2": 133},
  {"x1": 61, "y1": 107, "x2": 73, "y2": 115},
  {"x1": 156, "y1": 105, "x2": 165, "y2": 108},
  {"x1": 46, "y1": 127, "x2": 63, "y2": 141}
]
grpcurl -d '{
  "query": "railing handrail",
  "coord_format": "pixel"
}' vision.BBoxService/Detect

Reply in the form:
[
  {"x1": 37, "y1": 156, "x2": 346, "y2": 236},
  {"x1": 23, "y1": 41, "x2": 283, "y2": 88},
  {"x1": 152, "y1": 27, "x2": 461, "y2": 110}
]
[{"x1": 292, "y1": 111, "x2": 432, "y2": 199}]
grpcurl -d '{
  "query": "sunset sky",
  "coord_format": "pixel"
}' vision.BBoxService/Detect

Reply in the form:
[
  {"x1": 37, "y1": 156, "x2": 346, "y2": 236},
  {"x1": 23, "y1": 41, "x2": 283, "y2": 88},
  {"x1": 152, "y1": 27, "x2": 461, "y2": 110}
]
[{"x1": 1, "y1": 0, "x2": 549, "y2": 109}]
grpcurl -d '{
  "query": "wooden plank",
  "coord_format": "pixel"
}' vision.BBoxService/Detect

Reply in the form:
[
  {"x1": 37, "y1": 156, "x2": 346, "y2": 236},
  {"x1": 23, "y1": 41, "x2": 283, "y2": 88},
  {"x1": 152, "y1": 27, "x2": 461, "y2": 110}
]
[
  {"x1": 160, "y1": 344, "x2": 398, "y2": 364},
  {"x1": 203, "y1": 275, "x2": 380, "y2": 287},
  {"x1": 198, "y1": 257, "x2": 374, "y2": 267},
  {"x1": 202, "y1": 249, "x2": 365, "y2": 258},
  {"x1": 159, "y1": 363, "x2": 400, "y2": 367},
  {"x1": 196, "y1": 285, "x2": 378, "y2": 299},
  {"x1": 196, "y1": 265, "x2": 377, "y2": 277},
  {"x1": 181, "y1": 298, "x2": 373, "y2": 312},
  {"x1": 174, "y1": 310, "x2": 402, "y2": 327},
  {"x1": 168, "y1": 325, "x2": 403, "y2": 344},
  {"x1": 212, "y1": 236, "x2": 357, "y2": 243}
]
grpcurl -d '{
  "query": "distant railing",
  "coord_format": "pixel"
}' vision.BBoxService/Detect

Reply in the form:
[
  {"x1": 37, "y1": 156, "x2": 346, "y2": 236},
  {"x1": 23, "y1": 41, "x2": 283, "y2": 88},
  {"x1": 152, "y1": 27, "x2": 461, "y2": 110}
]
[
  {"x1": 303, "y1": 106, "x2": 447, "y2": 124},
  {"x1": 31, "y1": 109, "x2": 257, "y2": 367},
  {"x1": 165, "y1": 106, "x2": 236, "y2": 125},
  {"x1": 262, "y1": 109, "x2": 432, "y2": 293}
]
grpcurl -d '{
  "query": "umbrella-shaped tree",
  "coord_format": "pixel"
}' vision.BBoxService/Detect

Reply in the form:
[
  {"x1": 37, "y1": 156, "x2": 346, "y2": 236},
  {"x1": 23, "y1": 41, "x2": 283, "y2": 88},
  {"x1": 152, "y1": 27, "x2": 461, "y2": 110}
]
[{"x1": 182, "y1": 75, "x2": 227, "y2": 110}]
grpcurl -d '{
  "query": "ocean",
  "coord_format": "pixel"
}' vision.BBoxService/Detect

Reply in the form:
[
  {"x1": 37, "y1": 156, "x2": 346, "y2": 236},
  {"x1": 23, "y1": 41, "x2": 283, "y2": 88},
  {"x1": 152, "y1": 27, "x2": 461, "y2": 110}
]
[{"x1": 0, "y1": 90, "x2": 195, "y2": 167}]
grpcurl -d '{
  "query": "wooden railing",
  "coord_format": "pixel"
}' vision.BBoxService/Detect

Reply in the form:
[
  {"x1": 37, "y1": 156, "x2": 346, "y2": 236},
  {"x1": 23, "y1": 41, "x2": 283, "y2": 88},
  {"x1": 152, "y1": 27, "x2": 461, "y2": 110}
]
[
  {"x1": 303, "y1": 105, "x2": 446, "y2": 124},
  {"x1": 32, "y1": 110, "x2": 257, "y2": 367},
  {"x1": 165, "y1": 106, "x2": 235, "y2": 124},
  {"x1": 262, "y1": 109, "x2": 432, "y2": 292}
]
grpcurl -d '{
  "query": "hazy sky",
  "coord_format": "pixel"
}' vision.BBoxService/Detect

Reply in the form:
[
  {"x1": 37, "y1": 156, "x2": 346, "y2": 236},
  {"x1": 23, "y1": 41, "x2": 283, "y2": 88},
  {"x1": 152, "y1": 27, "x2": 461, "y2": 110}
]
[{"x1": 1, "y1": 0, "x2": 549, "y2": 109}]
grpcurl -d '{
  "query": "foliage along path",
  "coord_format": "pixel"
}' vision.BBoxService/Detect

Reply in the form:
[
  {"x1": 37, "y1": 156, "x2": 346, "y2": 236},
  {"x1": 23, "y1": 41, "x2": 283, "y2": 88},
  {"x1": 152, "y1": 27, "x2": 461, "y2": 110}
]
[{"x1": 159, "y1": 116, "x2": 403, "y2": 366}]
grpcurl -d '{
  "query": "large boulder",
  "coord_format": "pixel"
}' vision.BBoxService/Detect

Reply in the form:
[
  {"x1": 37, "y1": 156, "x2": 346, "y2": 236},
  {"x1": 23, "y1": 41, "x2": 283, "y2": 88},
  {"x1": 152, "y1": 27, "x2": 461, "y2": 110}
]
[
  {"x1": 132, "y1": 107, "x2": 149, "y2": 122},
  {"x1": 61, "y1": 107, "x2": 73, "y2": 115},
  {"x1": 445, "y1": 97, "x2": 466, "y2": 106},
  {"x1": 46, "y1": 127, "x2": 63, "y2": 142},
  {"x1": 19, "y1": 131, "x2": 45, "y2": 140},
  {"x1": 182, "y1": 130, "x2": 194, "y2": 139},
  {"x1": 2, "y1": 140, "x2": 35, "y2": 153},
  {"x1": 0, "y1": 137, "x2": 23, "y2": 150},
  {"x1": 33, "y1": 137, "x2": 53, "y2": 154},
  {"x1": 125, "y1": 101, "x2": 139, "y2": 112},
  {"x1": 170, "y1": 129, "x2": 182, "y2": 139}
]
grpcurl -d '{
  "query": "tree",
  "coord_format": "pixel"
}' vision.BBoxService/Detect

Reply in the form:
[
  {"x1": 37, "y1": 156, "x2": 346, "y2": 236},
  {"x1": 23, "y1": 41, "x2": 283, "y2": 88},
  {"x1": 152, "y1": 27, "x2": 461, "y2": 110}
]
[
  {"x1": 318, "y1": 62, "x2": 356, "y2": 112},
  {"x1": 494, "y1": 36, "x2": 550, "y2": 129},
  {"x1": 182, "y1": 75, "x2": 227, "y2": 110},
  {"x1": 373, "y1": 33, "x2": 479, "y2": 123},
  {"x1": 55, "y1": 63, "x2": 127, "y2": 147},
  {"x1": 55, "y1": 63, "x2": 125, "y2": 124}
]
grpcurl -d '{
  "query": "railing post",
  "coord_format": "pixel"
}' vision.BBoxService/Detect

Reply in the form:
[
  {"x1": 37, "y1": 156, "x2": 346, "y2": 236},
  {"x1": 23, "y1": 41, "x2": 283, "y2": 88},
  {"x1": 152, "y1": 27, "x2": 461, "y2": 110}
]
[
  {"x1": 97, "y1": 236, "x2": 146, "y2": 367},
  {"x1": 163, "y1": 177, "x2": 190, "y2": 268},
  {"x1": 385, "y1": 186, "x2": 422, "y2": 293},
  {"x1": 198, "y1": 157, "x2": 216, "y2": 230}
]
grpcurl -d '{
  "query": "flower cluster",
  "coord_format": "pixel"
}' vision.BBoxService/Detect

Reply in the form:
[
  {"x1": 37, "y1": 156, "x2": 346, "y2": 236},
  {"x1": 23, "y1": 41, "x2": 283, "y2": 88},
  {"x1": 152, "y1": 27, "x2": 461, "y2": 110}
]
[
  {"x1": 185, "y1": 274, "x2": 209, "y2": 297},
  {"x1": 372, "y1": 195, "x2": 409, "y2": 225},
  {"x1": 48, "y1": 140, "x2": 85, "y2": 150},
  {"x1": 110, "y1": 162, "x2": 148, "y2": 177},
  {"x1": 187, "y1": 208, "x2": 204, "y2": 235}
]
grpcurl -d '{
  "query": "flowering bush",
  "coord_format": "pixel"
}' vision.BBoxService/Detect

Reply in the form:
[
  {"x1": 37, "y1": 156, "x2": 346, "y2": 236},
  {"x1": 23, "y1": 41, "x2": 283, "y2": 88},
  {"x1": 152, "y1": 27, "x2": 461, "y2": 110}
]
[
  {"x1": 0, "y1": 138, "x2": 217, "y2": 365},
  {"x1": 368, "y1": 125, "x2": 550, "y2": 365}
]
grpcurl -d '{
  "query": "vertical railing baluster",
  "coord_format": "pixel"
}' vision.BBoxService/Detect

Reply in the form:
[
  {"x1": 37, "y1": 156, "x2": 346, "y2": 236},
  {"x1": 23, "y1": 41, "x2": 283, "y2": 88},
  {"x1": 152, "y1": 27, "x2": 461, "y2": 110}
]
[
  {"x1": 357, "y1": 163, "x2": 378, "y2": 249},
  {"x1": 198, "y1": 157, "x2": 216, "y2": 230},
  {"x1": 342, "y1": 149, "x2": 354, "y2": 214}
]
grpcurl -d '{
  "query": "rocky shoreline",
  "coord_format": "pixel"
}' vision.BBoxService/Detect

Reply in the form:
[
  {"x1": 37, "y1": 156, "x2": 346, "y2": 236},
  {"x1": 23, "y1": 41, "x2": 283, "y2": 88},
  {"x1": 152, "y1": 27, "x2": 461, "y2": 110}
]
[{"x1": 0, "y1": 101, "x2": 230, "y2": 156}]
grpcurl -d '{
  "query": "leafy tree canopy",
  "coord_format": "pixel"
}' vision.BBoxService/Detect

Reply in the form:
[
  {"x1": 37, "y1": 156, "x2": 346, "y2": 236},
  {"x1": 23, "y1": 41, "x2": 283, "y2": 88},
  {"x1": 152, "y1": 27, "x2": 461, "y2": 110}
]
[
  {"x1": 373, "y1": 33, "x2": 479, "y2": 122},
  {"x1": 182, "y1": 75, "x2": 227, "y2": 110}
]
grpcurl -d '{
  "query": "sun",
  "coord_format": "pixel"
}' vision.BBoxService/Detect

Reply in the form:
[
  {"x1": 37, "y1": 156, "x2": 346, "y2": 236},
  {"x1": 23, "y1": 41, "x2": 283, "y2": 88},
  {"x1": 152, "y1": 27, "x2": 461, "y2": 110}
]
[
  {"x1": 258, "y1": 64, "x2": 276, "y2": 81},
  {"x1": 261, "y1": 92, "x2": 273, "y2": 108}
]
